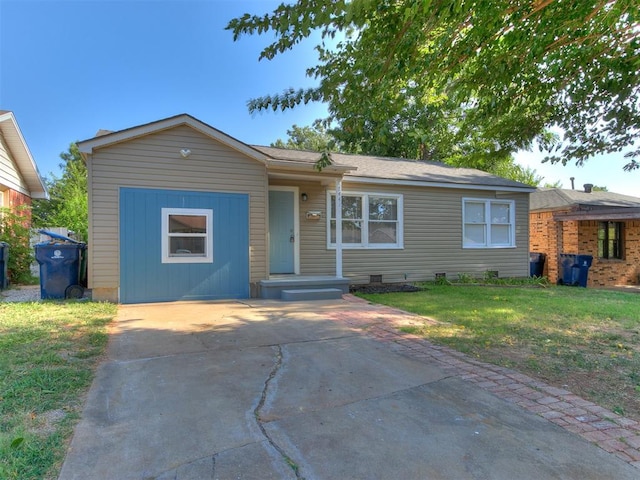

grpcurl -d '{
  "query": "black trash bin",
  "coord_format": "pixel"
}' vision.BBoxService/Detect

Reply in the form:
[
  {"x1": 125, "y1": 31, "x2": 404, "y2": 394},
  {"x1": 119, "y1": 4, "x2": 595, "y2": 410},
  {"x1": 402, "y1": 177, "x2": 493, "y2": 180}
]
[
  {"x1": 558, "y1": 253, "x2": 593, "y2": 287},
  {"x1": 529, "y1": 252, "x2": 546, "y2": 277},
  {"x1": 0, "y1": 241, "x2": 8, "y2": 290},
  {"x1": 35, "y1": 231, "x2": 87, "y2": 299}
]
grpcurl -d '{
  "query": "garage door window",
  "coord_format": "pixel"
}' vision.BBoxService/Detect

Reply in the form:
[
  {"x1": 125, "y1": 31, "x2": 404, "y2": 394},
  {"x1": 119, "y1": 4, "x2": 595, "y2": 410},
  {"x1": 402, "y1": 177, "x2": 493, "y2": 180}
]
[{"x1": 161, "y1": 208, "x2": 213, "y2": 263}]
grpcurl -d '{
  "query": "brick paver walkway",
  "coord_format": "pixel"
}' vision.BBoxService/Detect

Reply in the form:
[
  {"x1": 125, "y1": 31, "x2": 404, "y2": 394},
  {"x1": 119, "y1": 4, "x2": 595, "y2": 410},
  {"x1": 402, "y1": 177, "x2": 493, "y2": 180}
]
[{"x1": 331, "y1": 295, "x2": 640, "y2": 469}]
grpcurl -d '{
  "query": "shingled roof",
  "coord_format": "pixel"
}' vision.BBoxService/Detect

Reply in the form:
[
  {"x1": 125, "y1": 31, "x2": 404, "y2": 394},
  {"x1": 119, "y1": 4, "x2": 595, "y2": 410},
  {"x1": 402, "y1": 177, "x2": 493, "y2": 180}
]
[
  {"x1": 253, "y1": 146, "x2": 533, "y2": 191},
  {"x1": 530, "y1": 188, "x2": 640, "y2": 211}
]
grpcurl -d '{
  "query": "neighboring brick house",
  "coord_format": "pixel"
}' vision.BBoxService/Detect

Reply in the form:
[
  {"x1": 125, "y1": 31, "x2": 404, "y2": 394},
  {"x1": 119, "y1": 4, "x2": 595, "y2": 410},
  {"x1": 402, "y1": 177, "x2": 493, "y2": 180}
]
[
  {"x1": 0, "y1": 111, "x2": 48, "y2": 211},
  {"x1": 530, "y1": 185, "x2": 640, "y2": 287}
]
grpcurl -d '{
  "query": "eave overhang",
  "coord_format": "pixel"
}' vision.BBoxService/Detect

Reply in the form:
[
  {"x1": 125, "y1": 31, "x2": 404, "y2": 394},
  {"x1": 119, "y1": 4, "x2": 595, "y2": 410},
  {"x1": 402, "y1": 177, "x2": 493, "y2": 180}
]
[
  {"x1": 0, "y1": 111, "x2": 48, "y2": 199},
  {"x1": 553, "y1": 207, "x2": 640, "y2": 221},
  {"x1": 344, "y1": 175, "x2": 536, "y2": 193}
]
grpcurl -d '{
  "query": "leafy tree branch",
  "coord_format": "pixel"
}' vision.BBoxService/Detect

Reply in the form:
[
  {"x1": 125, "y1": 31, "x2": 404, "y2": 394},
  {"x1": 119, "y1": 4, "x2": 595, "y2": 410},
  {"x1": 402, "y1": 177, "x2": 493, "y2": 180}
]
[{"x1": 228, "y1": 0, "x2": 640, "y2": 171}]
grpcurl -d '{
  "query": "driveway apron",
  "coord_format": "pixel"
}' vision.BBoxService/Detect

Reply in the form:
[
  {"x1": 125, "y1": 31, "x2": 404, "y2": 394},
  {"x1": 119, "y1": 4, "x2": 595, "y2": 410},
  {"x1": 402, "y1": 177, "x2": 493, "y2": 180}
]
[{"x1": 58, "y1": 300, "x2": 639, "y2": 480}]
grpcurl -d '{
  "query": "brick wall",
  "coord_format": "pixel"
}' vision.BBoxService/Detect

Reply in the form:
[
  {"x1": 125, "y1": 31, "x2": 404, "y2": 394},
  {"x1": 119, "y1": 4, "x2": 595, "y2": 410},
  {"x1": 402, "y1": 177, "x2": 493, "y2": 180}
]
[
  {"x1": 5, "y1": 188, "x2": 32, "y2": 222},
  {"x1": 529, "y1": 210, "x2": 571, "y2": 283},
  {"x1": 7, "y1": 189, "x2": 32, "y2": 209},
  {"x1": 530, "y1": 210, "x2": 640, "y2": 286},
  {"x1": 579, "y1": 220, "x2": 640, "y2": 287}
]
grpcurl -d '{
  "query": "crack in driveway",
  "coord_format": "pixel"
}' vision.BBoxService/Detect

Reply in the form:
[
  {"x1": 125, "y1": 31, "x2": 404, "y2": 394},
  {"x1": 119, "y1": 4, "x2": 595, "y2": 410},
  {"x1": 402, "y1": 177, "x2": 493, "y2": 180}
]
[{"x1": 254, "y1": 344, "x2": 305, "y2": 479}]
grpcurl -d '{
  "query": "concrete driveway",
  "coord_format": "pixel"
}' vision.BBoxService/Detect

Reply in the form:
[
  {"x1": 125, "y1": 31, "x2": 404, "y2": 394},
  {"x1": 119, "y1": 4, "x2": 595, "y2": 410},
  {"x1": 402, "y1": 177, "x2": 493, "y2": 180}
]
[{"x1": 58, "y1": 299, "x2": 639, "y2": 480}]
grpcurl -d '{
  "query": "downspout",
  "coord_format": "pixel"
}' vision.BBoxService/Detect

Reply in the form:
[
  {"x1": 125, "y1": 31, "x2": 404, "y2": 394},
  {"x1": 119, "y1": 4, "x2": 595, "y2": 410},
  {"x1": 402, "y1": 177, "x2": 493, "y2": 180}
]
[{"x1": 335, "y1": 178, "x2": 343, "y2": 277}]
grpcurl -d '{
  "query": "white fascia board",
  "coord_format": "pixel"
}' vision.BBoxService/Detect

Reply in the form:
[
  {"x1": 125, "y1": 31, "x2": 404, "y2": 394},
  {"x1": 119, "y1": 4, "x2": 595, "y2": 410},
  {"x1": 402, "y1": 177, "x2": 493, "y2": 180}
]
[
  {"x1": 343, "y1": 175, "x2": 536, "y2": 193},
  {"x1": 0, "y1": 112, "x2": 49, "y2": 199},
  {"x1": 77, "y1": 114, "x2": 269, "y2": 165}
]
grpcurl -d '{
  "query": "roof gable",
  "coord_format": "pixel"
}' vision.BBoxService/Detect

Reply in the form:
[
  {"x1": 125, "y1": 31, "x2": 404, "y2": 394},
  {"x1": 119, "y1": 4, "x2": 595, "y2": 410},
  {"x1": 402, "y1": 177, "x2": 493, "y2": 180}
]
[
  {"x1": 77, "y1": 114, "x2": 268, "y2": 164},
  {"x1": 0, "y1": 111, "x2": 48, "y2": 199}
]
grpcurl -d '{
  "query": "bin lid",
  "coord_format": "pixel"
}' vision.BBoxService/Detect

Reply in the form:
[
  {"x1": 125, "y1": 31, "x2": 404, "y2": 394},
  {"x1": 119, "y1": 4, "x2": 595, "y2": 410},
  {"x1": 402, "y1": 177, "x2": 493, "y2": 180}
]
[{"x1": 38, "y1": 229, "x2": 83, "y2": 244}]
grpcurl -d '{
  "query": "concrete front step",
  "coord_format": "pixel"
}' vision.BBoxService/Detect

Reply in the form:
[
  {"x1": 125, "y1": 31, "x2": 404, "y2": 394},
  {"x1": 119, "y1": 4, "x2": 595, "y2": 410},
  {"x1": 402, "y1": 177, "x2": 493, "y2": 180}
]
[
  {"x1": 260, "y1": 276, "x2": 350, "y2": 299},
  {"x1": 281, "y1": 288, "x2": 344, "y2": 301}
]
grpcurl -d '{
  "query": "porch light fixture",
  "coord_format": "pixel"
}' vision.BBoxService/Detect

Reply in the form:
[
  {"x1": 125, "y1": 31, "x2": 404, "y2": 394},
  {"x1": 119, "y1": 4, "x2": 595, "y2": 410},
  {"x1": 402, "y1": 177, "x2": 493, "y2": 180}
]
[
  {"x1": 301, "y1": 193, "x2": 308, "y2": 202},
  {"x1": 180, "y1": 148, "x2": 191, "y2": 158}
]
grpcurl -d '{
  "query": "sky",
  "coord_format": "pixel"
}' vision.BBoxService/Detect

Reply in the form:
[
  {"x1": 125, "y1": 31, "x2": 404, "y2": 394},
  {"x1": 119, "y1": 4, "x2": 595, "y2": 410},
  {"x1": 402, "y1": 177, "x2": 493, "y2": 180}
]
[{"x1": 1, "y1": 0, "x2": 637, "y2": 196}]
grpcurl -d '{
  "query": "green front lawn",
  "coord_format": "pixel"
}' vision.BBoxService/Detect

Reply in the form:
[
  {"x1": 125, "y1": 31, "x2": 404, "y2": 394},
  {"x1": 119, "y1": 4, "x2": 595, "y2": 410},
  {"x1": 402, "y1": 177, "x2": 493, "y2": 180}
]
[
  {"x1": 358, "y1": 284, "x2": 640, "y2": 420},
  {"x1": 0, "y1": 301, "x2": 117, "y2": 480}
]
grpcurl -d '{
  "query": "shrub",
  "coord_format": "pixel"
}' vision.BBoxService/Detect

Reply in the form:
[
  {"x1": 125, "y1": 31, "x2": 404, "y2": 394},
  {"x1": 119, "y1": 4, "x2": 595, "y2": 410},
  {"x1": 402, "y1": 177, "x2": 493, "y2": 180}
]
[{"x1": 0, "y1": 206, "x2": 35, "y2": 284}]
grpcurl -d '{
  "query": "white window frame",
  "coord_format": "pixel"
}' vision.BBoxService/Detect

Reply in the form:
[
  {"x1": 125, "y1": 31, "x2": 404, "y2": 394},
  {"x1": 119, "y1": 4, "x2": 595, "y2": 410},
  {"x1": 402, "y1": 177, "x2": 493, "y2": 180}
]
[
  {"x1": 327, "y1": 191, "x2": 404, "y2": 249},
  {"x1": 161, "y1": 208, "x2": 213, "y2": 263},
  {"x1": 462, "y1": 198, "x2": 515, "y2": 248}
]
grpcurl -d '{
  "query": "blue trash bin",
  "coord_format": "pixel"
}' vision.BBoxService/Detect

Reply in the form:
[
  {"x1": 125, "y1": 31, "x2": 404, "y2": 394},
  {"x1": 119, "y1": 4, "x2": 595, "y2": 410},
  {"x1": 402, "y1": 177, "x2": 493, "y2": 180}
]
[
  {"x1": 575, "y1": 254, "x2": 593, "y2": 288},
  {"x1": 558, "y1": 253, "x2": 593, "y2": 287},
  {"x1": 558, "y1": 254, "x2": 578, "y2": 285},
  {"x1": 0, "y1": 241, "x2": 8, "y2": 290},
  {"x1": 35, "y1": 241, "x2": 87, "y2": 299},
  {"x1": 529, "y1": 252, "x2": 546, "y2": 277}
]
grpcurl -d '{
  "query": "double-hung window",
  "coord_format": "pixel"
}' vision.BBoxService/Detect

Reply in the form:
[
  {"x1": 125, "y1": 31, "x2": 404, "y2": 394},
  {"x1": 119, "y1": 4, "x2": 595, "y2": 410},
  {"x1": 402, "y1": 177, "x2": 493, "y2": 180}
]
[
  {"x1": 463, "y1": 198, "x2": 515, "y2": 248},
  {"x1": 598, "y1": 221, "x2": 623, "y2": 259},
  {"x1": 328, "y1": 192, "x2": 403, "y2": 248},
  {"x1": 161, "y1": 208, "x2": 213, "y2": 263}
]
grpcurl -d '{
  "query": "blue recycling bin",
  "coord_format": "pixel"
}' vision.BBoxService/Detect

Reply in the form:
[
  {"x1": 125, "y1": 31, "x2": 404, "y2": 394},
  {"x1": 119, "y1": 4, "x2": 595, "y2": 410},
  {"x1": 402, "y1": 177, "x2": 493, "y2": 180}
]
[
  {"x1": 35, "y1": 238, "x2": 87, "y2": 299},
  {"x1": 558, "y1": 254, "x2": 593, "y2": 287},
  {"x1": 558, "y1": 254, "x2": 578, "y2": 285},
  {"x1": 0, "y1": 241, "x2": 8, "y2": 290},
  {"x1": 575, "y1": 254, "x2": 593, "y2": 288},
  {"x1": 529, "y1": 252, "x2": 546, "y2": 277}
]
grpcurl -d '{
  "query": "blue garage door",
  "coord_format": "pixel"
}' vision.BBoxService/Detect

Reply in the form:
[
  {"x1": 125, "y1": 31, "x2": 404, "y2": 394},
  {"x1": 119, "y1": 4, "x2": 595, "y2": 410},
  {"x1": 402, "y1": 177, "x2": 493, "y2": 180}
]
[{"x1": 120, "y1": 188, "x2": 249, "y2": 304}]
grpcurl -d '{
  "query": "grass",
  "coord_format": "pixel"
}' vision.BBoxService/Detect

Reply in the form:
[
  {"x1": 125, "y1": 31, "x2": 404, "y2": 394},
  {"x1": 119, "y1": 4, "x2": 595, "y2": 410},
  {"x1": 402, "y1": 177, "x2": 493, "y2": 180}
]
[
  {"x1": 358, "y1": 283, "x2": 640, "y2": 421},
  {"x1": 0, "y1": 300, "x2": 117, "y2": 480}
]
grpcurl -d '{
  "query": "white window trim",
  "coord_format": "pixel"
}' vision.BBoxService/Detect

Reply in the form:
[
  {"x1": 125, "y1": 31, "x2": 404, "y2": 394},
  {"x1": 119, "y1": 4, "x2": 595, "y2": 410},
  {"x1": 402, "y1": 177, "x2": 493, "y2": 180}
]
[
  {"x1": 462, "y1": 198, "x2": 516, "y2": 249},
  {"x1": 327, "y1": 191, "x2": 404, "y2": 249},
  {"x1": 161, "y1": 208, "x2": 213, "y2": 263}
]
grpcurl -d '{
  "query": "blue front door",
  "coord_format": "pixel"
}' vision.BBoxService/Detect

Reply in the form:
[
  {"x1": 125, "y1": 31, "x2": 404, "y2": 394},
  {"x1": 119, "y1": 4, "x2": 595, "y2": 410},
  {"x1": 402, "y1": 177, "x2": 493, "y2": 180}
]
[{"x1": 269, "y1": 189, "x2": 295, "y2": 274}]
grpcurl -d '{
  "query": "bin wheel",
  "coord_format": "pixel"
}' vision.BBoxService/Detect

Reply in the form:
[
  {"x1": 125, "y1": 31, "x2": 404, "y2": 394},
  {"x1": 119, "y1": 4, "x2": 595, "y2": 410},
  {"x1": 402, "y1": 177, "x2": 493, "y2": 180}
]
[{"x1": 65, "y1": 284, "x2": 85, "y2": 299}]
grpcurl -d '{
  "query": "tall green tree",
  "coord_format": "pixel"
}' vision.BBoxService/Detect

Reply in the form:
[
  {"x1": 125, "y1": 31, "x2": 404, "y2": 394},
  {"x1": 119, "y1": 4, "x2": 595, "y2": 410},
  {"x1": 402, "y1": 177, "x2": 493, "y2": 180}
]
[
  {"x1": 228, "y1": 1, "x2": 640, "y2": 171},
  {"x1": 32, "y1": 143, "x2": 88, "y2": 242},
  {"x1": 271, "y1": 121, "x2": 336, "y2": 151}
]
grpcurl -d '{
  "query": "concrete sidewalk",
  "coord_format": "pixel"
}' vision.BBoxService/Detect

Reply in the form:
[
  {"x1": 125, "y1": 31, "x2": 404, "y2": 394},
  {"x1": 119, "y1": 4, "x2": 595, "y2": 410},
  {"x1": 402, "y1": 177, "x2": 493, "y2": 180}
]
[{"x1": 58, "y1": 299, "x2": 639, "y2": 479}]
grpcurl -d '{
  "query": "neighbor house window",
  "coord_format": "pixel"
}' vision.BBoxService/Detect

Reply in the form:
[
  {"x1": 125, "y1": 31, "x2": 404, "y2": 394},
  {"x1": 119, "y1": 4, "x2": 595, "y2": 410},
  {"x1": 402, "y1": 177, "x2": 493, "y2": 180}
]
[
  {"x1": 462, "y1": 199, "x2": 515, "y2": 248},
  {"x1": 328, "y1": 192, "x2": 403, "y2": 248},
  {"x1": 598, "y1": 221, "x2": 623, "y2": 259},
  {"x1": 161, "y1": 208, "x2": 213, "y2": 263}
]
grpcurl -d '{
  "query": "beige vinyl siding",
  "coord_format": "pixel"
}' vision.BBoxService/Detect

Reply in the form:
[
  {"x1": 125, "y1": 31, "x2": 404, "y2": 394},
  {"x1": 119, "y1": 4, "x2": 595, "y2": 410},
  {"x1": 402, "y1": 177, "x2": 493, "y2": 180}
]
[
  {"x1": 0, "y1": 133, "x2": 29, "y2": 194},
  {"x1": 269, "y1": 179, "x2": 336, "y2": 276},
  {"x1": 88, "y1": 125, "x2": 267, "y2": 297},
  {"x1": 291, "y1": 180, "x2": 529, "y2": 282}
]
